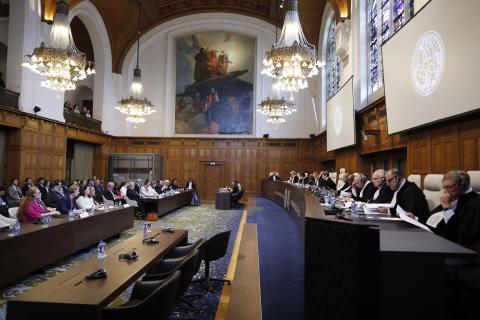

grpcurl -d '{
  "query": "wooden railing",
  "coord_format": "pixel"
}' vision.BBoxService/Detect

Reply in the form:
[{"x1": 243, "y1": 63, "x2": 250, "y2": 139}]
[
  {"x1": 63, "y1": 108, "x2": 102, "y2": 132},
  {"x1": 0, "y1": 87, "x2": 20, "y2": 110}
]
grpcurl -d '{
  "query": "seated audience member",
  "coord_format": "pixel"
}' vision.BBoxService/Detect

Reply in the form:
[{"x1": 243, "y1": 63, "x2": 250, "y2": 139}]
[
  {"x1": 268, "y1": 171, "x2": 281, "y2": 181},
  {"x1": 37, "y1": 177, "x2": 48, "y2": 198},
  {"x1": 134, "y1": 179, "x2": 141, "y2": 193},
  {"x1": 119, "y1": 182, "x2": 129, "y2": 197},
  {"x1": 369, "y1": 169, "x2": 394, "y2": 203},
  {"x1": 351, "y1": 173, "x2": 377, "y2": 202},
  {"x1": 7, "y1": 179, "x2": 23, "y2": 207},
  {"x1": 288, "y1": 171, "x2": 299, "y2": 184},
  {"x1": 320, "y1": 171, "x2": 336, "y2": 190},
  {"x1": 385, "y1": 168, "x2": 430, "y2": 224},
  {"x1": 0, "y1": 187, "x2": 8, "y2": 217},
  {"x1": 113, "y1": 182, "x2": 122, "y2": 196},
  {"x1": 76, "y1": 186, "x2": 99, "y2": 211},
  {"x1": 309, "y1": 172, "x2": 320, "y2": 186},
  {"x1": 53, "y1": 185, "x2": 82, "y2": 215},
  {"x1": 186, "y1": 178, "x2": 200, "y2": 205},
  {"x1": 17, "y1": 187, "x2": 60, "y2": 221},
  {"x1": 337, "y1": 173, "x2": 352, "y2": 195},
  {"x1": 140, "y1": 179, "x2": 159, "y2": 198},
  {"x1": 60, "y1": 181, "x2": 69, "y2": 196},
  {"x1": 232, "y1": 180, "x2": 242, "y2": 193},
  {"x1": 103, "y1": 182, "x2": 125, "y2": 204},
  {"x1": 126, "y1": 182, "x2": 146, "y2": 219},
  {"x1": 64, "y1": 101, "x2": 71, "y2": 110},
  {"x1": 170, "y1": 178, "x2": 180, "y2": 190},
  {"x1": 94, "y1": 178, "x2": 104, "y2": 195},
  {"x1": 91, "y1": 186, "x2": 104, "y2": 204},
  {"x1": 297, "y1": 173, "x2": 307, "y2": 184},
  {"x1": 430, "y1": 170, "x2": 480, "y2": 251},
  {"x1": 21, "y1": 178, "x2": 34, "y2": 195}
]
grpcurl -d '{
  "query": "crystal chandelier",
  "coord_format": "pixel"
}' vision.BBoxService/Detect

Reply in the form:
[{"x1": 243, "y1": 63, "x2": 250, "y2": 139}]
[
  {"x1": 257, "y1": 89, "x2": 297, "y2": 124},
  {"x1": 22, "y1": 0, "x2": 94, "y2": 96},
  {"x1": 261, "y1": 0, "x2": 323, "y2": 93},
  {"x1": 116, "y1": 0, "x2": 155, "y2": 124}
]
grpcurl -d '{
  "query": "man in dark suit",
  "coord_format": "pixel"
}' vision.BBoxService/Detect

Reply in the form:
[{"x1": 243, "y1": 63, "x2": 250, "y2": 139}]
[
  {"x1": 351, "y1": 173, "x2": 377, "y2": 202},
  {"x1": 430, "y1": 170, "x2": 480, "y2": 251},
  {"x1": 126, "y1": 183, "x2": 146, "y2": 219},
  {"x1": 51, "y1": 184, "x2": 80, "y2": 215},
  {"x1": 21, "y1": 178, "x2": 34, "y2": 195},
  {"x1": 288, "y1": 171, "x2": 299, "y2": 184},
  {"x1": 386, "y1": 168, "x2": 430, "y2": 224},
  {"x1": 0, "y1": 186, "x2": 9, "y2": 217},
  {"x1": 369, "y1": 169, "x2": 394, "y2": 203},
  {"x1": 7, "y1": 179, "x2": 23, "y2": 207},
  {"x1": 320, "y1": 171, "x2": 337, "y2": 190}
]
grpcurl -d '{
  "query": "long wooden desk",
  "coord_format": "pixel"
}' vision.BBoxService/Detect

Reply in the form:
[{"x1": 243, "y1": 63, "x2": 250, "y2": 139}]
[
  {"x1": 0, "y1": 206, "x2": 135, "y2": 288},
  {"x1": 7, "y1": 228, "x2": 187, "y2": 320},
  {"x1": 139, "y1": 190, "x2": 192, "y2": 216},
  {"x1": 261, "y1": 180, "x2": 477, "y2": 320}
]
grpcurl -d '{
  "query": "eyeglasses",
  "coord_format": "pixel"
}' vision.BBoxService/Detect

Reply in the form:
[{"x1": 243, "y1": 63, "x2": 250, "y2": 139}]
[
  {"x1": 443, "y1": 184, "x2": 457, "y2": 192},
  {"x1": 386, "y1": 177, "x2": 395, "y2": 184}
]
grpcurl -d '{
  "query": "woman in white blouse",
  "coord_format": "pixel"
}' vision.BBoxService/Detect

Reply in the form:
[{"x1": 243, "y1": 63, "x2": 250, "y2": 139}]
[{"x1": 76, "y1": 186, "x2": 98, "y2": 211}]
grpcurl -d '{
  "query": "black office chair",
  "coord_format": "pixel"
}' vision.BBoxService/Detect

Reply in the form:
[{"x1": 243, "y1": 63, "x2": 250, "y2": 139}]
[
  {"x1": 192, "y1": 230, "x2": 231, "y2": 292},
  {"x1": 103, "y1": 270, "x2": 181, "y2": 320},
  {"x1": 143, "y1": 249, "x2": 200, "y2": 313},
  {"x1": 230, "y1": 190, "x2": 244, "y2": 208}
]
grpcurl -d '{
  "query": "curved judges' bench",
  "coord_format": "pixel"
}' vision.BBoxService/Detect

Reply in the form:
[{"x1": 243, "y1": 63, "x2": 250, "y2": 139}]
[{"x1": 261, "y1": 180, "x2": 476, "y2": 320}]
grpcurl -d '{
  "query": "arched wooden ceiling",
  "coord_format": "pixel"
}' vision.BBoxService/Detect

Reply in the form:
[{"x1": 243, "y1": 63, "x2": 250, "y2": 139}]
[{"x1": 42, "y1": 0, "x2": 350, "y2": 73}]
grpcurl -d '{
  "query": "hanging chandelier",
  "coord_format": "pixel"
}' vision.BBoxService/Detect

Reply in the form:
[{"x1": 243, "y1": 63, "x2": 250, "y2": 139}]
[
  {"x1": 261, "y1": 0, "x2": 323, "y2": 93},
  {"x1": 256, "y1": 94, "x2": 297, "y2": 124},
  {"x1": 116, "y1": 0, "x2": 155, "y2": 124},
  {"x1": 22, "y1": 0, "x2": 94, "y2": 96}
]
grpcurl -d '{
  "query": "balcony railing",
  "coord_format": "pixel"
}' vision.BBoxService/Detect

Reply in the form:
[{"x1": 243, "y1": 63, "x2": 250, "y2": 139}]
[
  {"x1": 0, "y1": 87, "x2": 20, "y2": 110},
  {"x1": 64, "y1": 108, "x2": 102, "y2": 132}
]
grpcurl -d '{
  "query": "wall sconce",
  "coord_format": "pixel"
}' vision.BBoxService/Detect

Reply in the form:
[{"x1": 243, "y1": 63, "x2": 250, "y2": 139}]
[{"x1": 362, "y1": 129, "x2": 380, "y2": 144}]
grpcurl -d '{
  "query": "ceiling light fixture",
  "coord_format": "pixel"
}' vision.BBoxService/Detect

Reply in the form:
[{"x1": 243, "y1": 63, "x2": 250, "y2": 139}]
[
  {"x1": 116, "y1": 0, "x2": 155, "y2": 124},
  {"x1": 261, "y1": 0, "x2": 324, "y2": 93},
  {"x1": 22, "y1": 0, "x2": 94, "y2": 98}
]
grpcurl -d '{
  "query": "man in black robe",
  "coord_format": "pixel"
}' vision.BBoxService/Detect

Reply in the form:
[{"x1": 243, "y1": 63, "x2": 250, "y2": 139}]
[
  {"x1": 385, "y1": 168, "x2": 430, "y2": 224},
  {"x1": 351, "y1": 173, "x2": 377, "y2": 202},
  {"x1": 430, "y1": 170, "x2": 480, "y2": 251},
  {"x1": 370, "y1": 169, "x2": 394, "y2": 203}
]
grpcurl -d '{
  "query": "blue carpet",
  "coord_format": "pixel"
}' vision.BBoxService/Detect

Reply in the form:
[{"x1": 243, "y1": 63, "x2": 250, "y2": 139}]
[
  {"x1": 0, "y1": 204, "x2": 242, "y2": 320},
  {"x1": 248, "y1": 197, "x2": 304, "y2": 320}
]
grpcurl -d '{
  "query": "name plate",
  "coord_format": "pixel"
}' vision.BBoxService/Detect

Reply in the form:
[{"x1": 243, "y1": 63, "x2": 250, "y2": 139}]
[{"x1": 79, "y1": 212, "x2": 90, "y2": 219}]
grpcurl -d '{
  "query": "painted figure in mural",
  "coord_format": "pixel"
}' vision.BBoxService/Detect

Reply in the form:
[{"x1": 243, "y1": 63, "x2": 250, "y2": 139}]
[
  {"x1": 228, "y1": 96, "x2": 239, "y2": 113},
  {"x1": 193, "y1": 92, "x2": 202, "y2": 113},
  {"x1": 207, "y1": 49, "x2": 219, "y2": 77},
  {"x1": 194, "y1": 48, "x2": 209, "y2": 82},
  {"x1": 205, "y1": 88, "x2": 219, "y2": 123},
  {"x1": 218, "y1": 50, "x2": 232, "y2": 75}
]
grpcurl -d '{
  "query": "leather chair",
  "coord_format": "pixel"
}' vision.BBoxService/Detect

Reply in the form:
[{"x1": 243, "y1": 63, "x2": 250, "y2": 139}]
[
  {"x1": 468, "y1": 171, "x2": 480, "y2": 194},
  {"x1": 230, "y1": 190, "x2": 244, "y2": 208},
  {"x1": 103, "y1": 270, "x2": 181, "y2": 320},
  {"x1": 193, "y1": 230, "x2": 231, "y2": 292},
  {"x1": 423, "y1": 174, "x2": 443, "y2": 211},
  {"x1": 407, "y1": 174, "x2": 421, "y2": 188},
  {"x1": 8, "y1": 207, "x2": 18, "y2": 219},
  {"x1": 143, "y1": 249, "x2": 200, "y2": 313}
]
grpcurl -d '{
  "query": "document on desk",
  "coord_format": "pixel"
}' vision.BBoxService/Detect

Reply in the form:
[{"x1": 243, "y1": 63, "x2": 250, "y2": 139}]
[
  {"x1": 397, "y1": 205, "x2": 432, "y2": 232},
  {"x1": 363, "y1": 203, "x2": 393, "y2": 214},
  {"x1": 426, "y1": 211, "x2": 444, "y2": 228}
]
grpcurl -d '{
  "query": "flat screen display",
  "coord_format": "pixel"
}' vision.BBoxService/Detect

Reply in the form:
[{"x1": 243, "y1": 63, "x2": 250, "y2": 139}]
[
  {"x1": 382, "y1": 0, "x2": 480, "y2": 134},
  {"x1": 327, "y1": 77, "x2": 355, "y2": 151}
]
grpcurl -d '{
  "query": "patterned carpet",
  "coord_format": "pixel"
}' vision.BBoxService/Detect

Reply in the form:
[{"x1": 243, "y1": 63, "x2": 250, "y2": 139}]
[{"x1": 0, "y1": 204, "x2": 243, "y2": 320}]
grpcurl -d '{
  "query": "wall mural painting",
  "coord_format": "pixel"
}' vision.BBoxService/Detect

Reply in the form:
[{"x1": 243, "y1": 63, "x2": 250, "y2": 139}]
[{"x1": 175, "y1": 32, "x2": 255, "y2": 134}]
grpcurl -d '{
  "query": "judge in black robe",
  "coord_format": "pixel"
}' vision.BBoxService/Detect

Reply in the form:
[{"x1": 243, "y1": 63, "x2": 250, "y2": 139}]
[
  {"x1": 370, "y1": 183, "x2": 394, "y2": 203},
  {"x1": 386, "y1": 171, "x2": 430, "y2": 224}
]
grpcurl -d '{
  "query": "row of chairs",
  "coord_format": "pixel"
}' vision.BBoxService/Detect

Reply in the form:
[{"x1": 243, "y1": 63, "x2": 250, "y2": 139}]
[
  {"x1": 408, "y1": 171, "x2": 480, "y2": 211},
  {"x1": 104, "y1": 230, "x2": 232, "y2": 319}
]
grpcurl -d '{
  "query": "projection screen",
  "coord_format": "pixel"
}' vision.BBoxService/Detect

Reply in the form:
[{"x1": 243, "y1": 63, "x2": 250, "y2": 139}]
[
  {"x1": 382, "y1": 0, "x2": 480, "y2": 134},
  {"x1": 327, "y1": 77, "x2": 355, "y2": 151}
]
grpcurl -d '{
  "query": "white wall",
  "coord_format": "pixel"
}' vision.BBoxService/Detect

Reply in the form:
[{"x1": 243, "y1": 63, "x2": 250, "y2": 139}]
[{"x1": 113, "y1": 13, "x2": 318, "y2": 138}]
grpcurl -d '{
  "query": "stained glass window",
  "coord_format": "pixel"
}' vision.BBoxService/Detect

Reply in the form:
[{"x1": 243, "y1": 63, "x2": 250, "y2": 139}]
[
  {"x1": 368, "y1": 0, "x2": 415, "y2": 95},
  {"x1": 326, "y1": 20, "x2": 340, "y2": 100}
]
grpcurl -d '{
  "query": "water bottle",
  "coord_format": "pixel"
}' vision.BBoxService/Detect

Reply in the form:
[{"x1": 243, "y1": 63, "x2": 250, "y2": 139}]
[
  {"x1": 68, "y1": 209, "x2": 75, "y2": 221},
  {"x1": 143, "y1": 221, "x2": 149, "y2": 236},
  {"x1": 330, "y1": 195, "x2": 336, "y2": 208},
  {"x1": 97, "y1": 241, "x2": 106, "y2": 260},
  {"x1": 14, "y1": 221, "x2": 21, "y2": 235},
  {"x1": 351, "y1": 200, "x2": 358, "y2": 219}
]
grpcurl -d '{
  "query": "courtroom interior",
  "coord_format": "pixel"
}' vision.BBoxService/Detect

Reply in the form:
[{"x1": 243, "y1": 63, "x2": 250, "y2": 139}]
[{"x1": 0, "y1": 0, "x2": 479, "y2": 319}]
